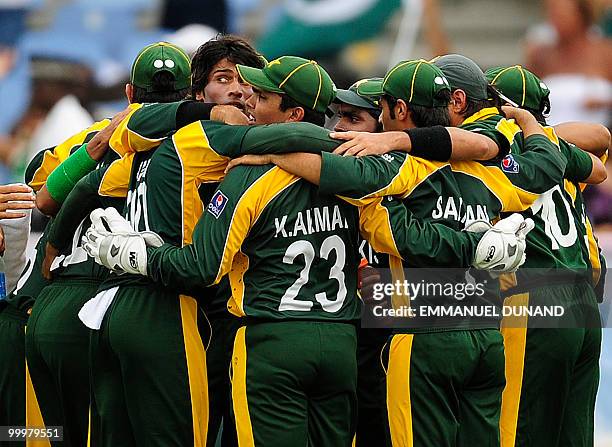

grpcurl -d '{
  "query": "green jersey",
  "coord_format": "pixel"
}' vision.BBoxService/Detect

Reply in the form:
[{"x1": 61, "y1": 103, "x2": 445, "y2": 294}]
[
  {"x1": 46, "y1": 161, "x2": 125, "y2": 281},
  {"x1": 497, "y1": 125, "x2": 604, "y2": 294},
  {"x1": 147, "y1": 164, "x2": 363, "y2": 322},
  {"x1": 98, "y1": 121, "x2": 341, "y2": 293},
  {"x1": 514, "y1": 131, "x2": 592, "y2": 272},
  {"x1": 319, "y1": 109, "x2": 565, "y2": 330}
]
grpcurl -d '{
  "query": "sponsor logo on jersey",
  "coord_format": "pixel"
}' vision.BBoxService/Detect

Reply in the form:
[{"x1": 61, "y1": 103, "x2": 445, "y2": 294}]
[
  {"x1": 501, "y1": 154, "x2": 519, "y2": 173},
  {"x1": 208, "y1": 191, "x2": 229, "y2": 218}
]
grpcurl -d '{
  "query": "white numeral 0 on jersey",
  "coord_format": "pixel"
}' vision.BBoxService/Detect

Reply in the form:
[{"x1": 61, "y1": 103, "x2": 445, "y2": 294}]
[
  {"x1": 531, "y1": 185, "x2": 578, "y2": 250},
  {"x1": 278, "y1": 235, "x2": 347, "y2": 313}
]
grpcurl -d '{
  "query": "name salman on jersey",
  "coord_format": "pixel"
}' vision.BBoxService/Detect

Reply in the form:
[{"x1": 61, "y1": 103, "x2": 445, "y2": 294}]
[
  {"x1": 274, "y1": 205, "x2": 351, "y2": 238},
  {"x1": 431, "y1": 196, "x2": 490, "y2": 225}
]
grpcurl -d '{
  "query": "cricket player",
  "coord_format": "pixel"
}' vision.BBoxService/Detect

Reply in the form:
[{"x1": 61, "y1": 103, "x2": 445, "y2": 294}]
[
  {"x1": 486, "y1": 65, "x2": 609, "y2": 447},
  {"x1": 332, "y1": 78, "x2": 390, "y2": 447},
  {"x1": 229, "y1": 58, "x2": 565, "y2": 446},
  {"x1": 0, "y1": 158, "x2": 54, "y2": 446},
  {"x1": 25, "y1": 42, "x2": 192, "y2": 447},
  {"x1": 85, "y1": 58, "x2": 538, "y2": 447}
]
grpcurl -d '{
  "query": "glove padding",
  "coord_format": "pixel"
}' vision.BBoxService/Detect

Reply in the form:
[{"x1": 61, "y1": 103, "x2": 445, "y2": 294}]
[
  {"x1": 82, "y1": 208, "x2": 163, "y2": 275},
  {"x1": 466, "y1": 213, "x2": 534, "y2": 273}
]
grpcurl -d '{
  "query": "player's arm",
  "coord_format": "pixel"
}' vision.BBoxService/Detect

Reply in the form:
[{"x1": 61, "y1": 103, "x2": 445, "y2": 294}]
[
  {"x1": 36, "y1": 108, "x2": 130, "y2": 216},
  {"x1": 43, "y1": 168, "x2": 119, "y2": 279},
  {"x1": 237, "y1": 122, "x2": 339, "y2": 155},
  {"x1": 330, "y1": 126, "x2": 501, "y2": 160},
  {"x1": 560, "y1": 140, "x2": 607, "y2": 185},
  {"x1": 110, "y1": 101, "x2": 238, "y2": 154},
  {"x1": 472, "y1": 108, "x2": 566, "y2": 209},
  {"x1": 553, "y1": 122, "x2": 610, "y2": 158},
  {"x1": 28, "y1": 119, "x2": 111, "y2": 191},
  {"x1": 227, "y1": 150, "x2": 435, "y2": 201},
  {"x1": 358, "y1": 196, "x2": 481, "y2": 266}
]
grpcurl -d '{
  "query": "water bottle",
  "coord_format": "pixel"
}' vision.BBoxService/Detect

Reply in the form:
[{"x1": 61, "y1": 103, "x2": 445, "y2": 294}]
[{"x1": 0, "y1": 255, "x2": 6, "y2": 299}]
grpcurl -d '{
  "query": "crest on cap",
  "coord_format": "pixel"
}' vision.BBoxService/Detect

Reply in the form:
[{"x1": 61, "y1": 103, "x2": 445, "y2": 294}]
[{"x1": 130, "y1": 42, "x2": 191, "y2": 93}]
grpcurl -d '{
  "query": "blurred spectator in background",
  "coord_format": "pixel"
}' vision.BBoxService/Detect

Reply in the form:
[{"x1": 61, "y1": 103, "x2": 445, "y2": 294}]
[
  {"x1": 162, "y1": 0, "x2": 227, "y2": 32},
  {"x1": 525, "y1": 0, "x2": 612, "y2": 228},
  {"x1": 525, "y1": 0, "x2": 611, "y2": 125}
]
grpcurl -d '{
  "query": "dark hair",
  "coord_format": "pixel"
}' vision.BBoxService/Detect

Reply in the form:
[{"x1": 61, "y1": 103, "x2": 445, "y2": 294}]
[
  {"x1": 382, "y1": 90, "x2": 451, "y2": 127},
  {"x1": 131, "y1": 71, "x2": 189, "y2": 103},
  {"x1": 457, "y1": 84, "x2": 503, "y2": 119},
  {"x1": 279, "y1": 94, "x2": 326, "y2": 127},
  {"x1": 191, "y1": 34, "x2": 265, "y2": 97}
]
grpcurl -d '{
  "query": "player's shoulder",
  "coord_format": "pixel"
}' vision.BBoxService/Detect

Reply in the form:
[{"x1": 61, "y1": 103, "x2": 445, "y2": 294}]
[{"x1": 222, "y1": 164, "x2": 276, "y2": 190}]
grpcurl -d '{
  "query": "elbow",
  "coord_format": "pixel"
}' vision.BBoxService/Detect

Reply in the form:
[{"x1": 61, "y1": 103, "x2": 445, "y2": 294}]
[
  {"x1": 594, "y1": 125, "x2": 611, "y2": 157},
  {"x1": 481, "y1": 140, "x2": 499, "y2": 160},
  {"x1": 472, "y1": 137, "x2": 499, "y2": 161},
  {"x1": 590, "y1": 163, "x2": 608, "y2": 185}
]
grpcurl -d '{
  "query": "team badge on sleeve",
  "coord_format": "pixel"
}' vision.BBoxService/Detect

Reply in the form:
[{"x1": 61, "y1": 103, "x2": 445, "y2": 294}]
[
  {"x1": 501, "y1": 154, "x2": 519, "y2": 174},
  {"x1": 208, "y1": 190, "x2": 229, "y2": 218}
]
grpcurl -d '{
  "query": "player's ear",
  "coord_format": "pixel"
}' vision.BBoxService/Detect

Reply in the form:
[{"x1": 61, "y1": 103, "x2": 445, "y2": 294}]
[
  {"x1": 288, "y1": 106, "x2": 305, "y2": 122},
  {"x1": 125, "y1": 84, "x2": 134, "y2": 104},
  {"x1": 195, "y1": 90, "x2": 205, "y2": 101},
  {"x1": 450, "y1": 89, "x2": 467, "y2": 113},
  {"x1": 395, "y1": 99, "x2": 409, "y2": 121}
]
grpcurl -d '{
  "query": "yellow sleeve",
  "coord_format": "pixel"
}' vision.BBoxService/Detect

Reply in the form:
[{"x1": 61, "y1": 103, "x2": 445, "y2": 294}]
[{"x1": 28, "y1": 119, "x2": 110, "y2": 191}]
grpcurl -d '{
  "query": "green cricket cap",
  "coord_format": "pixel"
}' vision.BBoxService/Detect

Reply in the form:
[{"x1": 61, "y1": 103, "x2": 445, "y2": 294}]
[
  {"x1": 130, "y1": 42, "x2": 191, "y2": 93},
  {"x1": 370, "y1": 59, "x2": 450, "y2": 107},
  {"x1": 334, "y1": 77, "x2": 383, "y2": 110},
  {"x1": 432, "y1": 54, "x2": 488, "y2": 100},
  {"x1": 236, "y1": 56, "x2": 336, "y2": 114},
  {"x1": 485, "y1": 65, "x2": 550, "y2": 111}
]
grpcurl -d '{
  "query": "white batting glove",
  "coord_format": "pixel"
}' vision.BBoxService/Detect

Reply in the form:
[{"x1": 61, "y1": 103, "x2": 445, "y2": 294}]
[
  {"x1": 83, "y1": 208, "x2": 164, "y2": 275},
  {"x1": 466, "y1": 213, "x2": 534, "y2": 273}
]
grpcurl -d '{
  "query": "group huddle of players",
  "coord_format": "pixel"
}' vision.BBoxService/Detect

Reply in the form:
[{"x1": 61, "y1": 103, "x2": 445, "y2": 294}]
[{"x1": 0, "y1": 33, "x2": 609, "y2": 447}]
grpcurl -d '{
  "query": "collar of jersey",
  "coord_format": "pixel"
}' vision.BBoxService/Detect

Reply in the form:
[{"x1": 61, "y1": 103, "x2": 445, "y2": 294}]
[{"x1": 461, "y1": 107, "x2": 500, "y2": 125}]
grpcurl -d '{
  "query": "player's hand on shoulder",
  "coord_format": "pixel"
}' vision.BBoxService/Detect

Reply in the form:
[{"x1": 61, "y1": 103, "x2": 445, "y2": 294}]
[
  {"x1": 211, "y1": 105, "x2": 251, "y2": 126},
  {"x1": 330, "y1": 131, "x2": 402, "y2": 157},
  {"x1": 501, "y1": 106, "x2": 536, "y2": 127},
  {"x1": 225, "y1": 154, "x2": 272, "y2": 173}
]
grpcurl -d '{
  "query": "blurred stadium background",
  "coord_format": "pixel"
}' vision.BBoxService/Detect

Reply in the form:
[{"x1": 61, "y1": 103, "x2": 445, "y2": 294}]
[{"x1": 1, "y1": 0, "x2": 610, "y2": 444}]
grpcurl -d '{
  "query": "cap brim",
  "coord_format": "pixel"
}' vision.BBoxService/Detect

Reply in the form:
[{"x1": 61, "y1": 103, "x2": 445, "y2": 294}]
[
  {"x1": 334, "y1": 89, "x2": 378, "y2": 110},
  {"x1": 236, "y1": 65, "x2": 283, "y2": 93},
  {"x1": 358, "y1": 79, "x2": 384, "y2": 96}
]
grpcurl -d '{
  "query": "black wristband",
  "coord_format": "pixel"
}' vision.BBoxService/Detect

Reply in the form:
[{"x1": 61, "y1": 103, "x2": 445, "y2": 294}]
[
  {"x1": 405, "y1": 126, "x2": 452, "y2": 161},
  {"x1": 176, "y1": 101, "x2": 216, "y2": 128}
]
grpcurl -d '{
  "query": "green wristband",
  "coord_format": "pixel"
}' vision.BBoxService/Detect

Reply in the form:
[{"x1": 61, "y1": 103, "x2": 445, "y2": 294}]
[{"x1": 45, "y1": 143, "x2": 97, "y2": 203}]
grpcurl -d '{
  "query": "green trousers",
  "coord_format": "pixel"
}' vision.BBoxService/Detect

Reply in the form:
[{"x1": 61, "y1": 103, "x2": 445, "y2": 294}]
[
  {"x1": 383, "y1": 329, "x2": 506, "y2": 447},
  {"x1": 89, "y1": 285, "x2": 208, "y2": 447},
  {"x1": 0, "y1": 302, "x2": 28, "y2": 445},
  {"x1": 207, "y1": 316, "x2": 241, "y2": 447},
  {"x1": 231, "y1": 321, "x2": 358, "y2": 447},
  {"x1": 501, "y1": 281, "x2": 601, "y2": 447},
  {"x1": 25, "y1": 280, "x2": 99, "y2": 447},
  {"x1": 356, "y1": 327, "x2": 391, "y2": 447}
]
